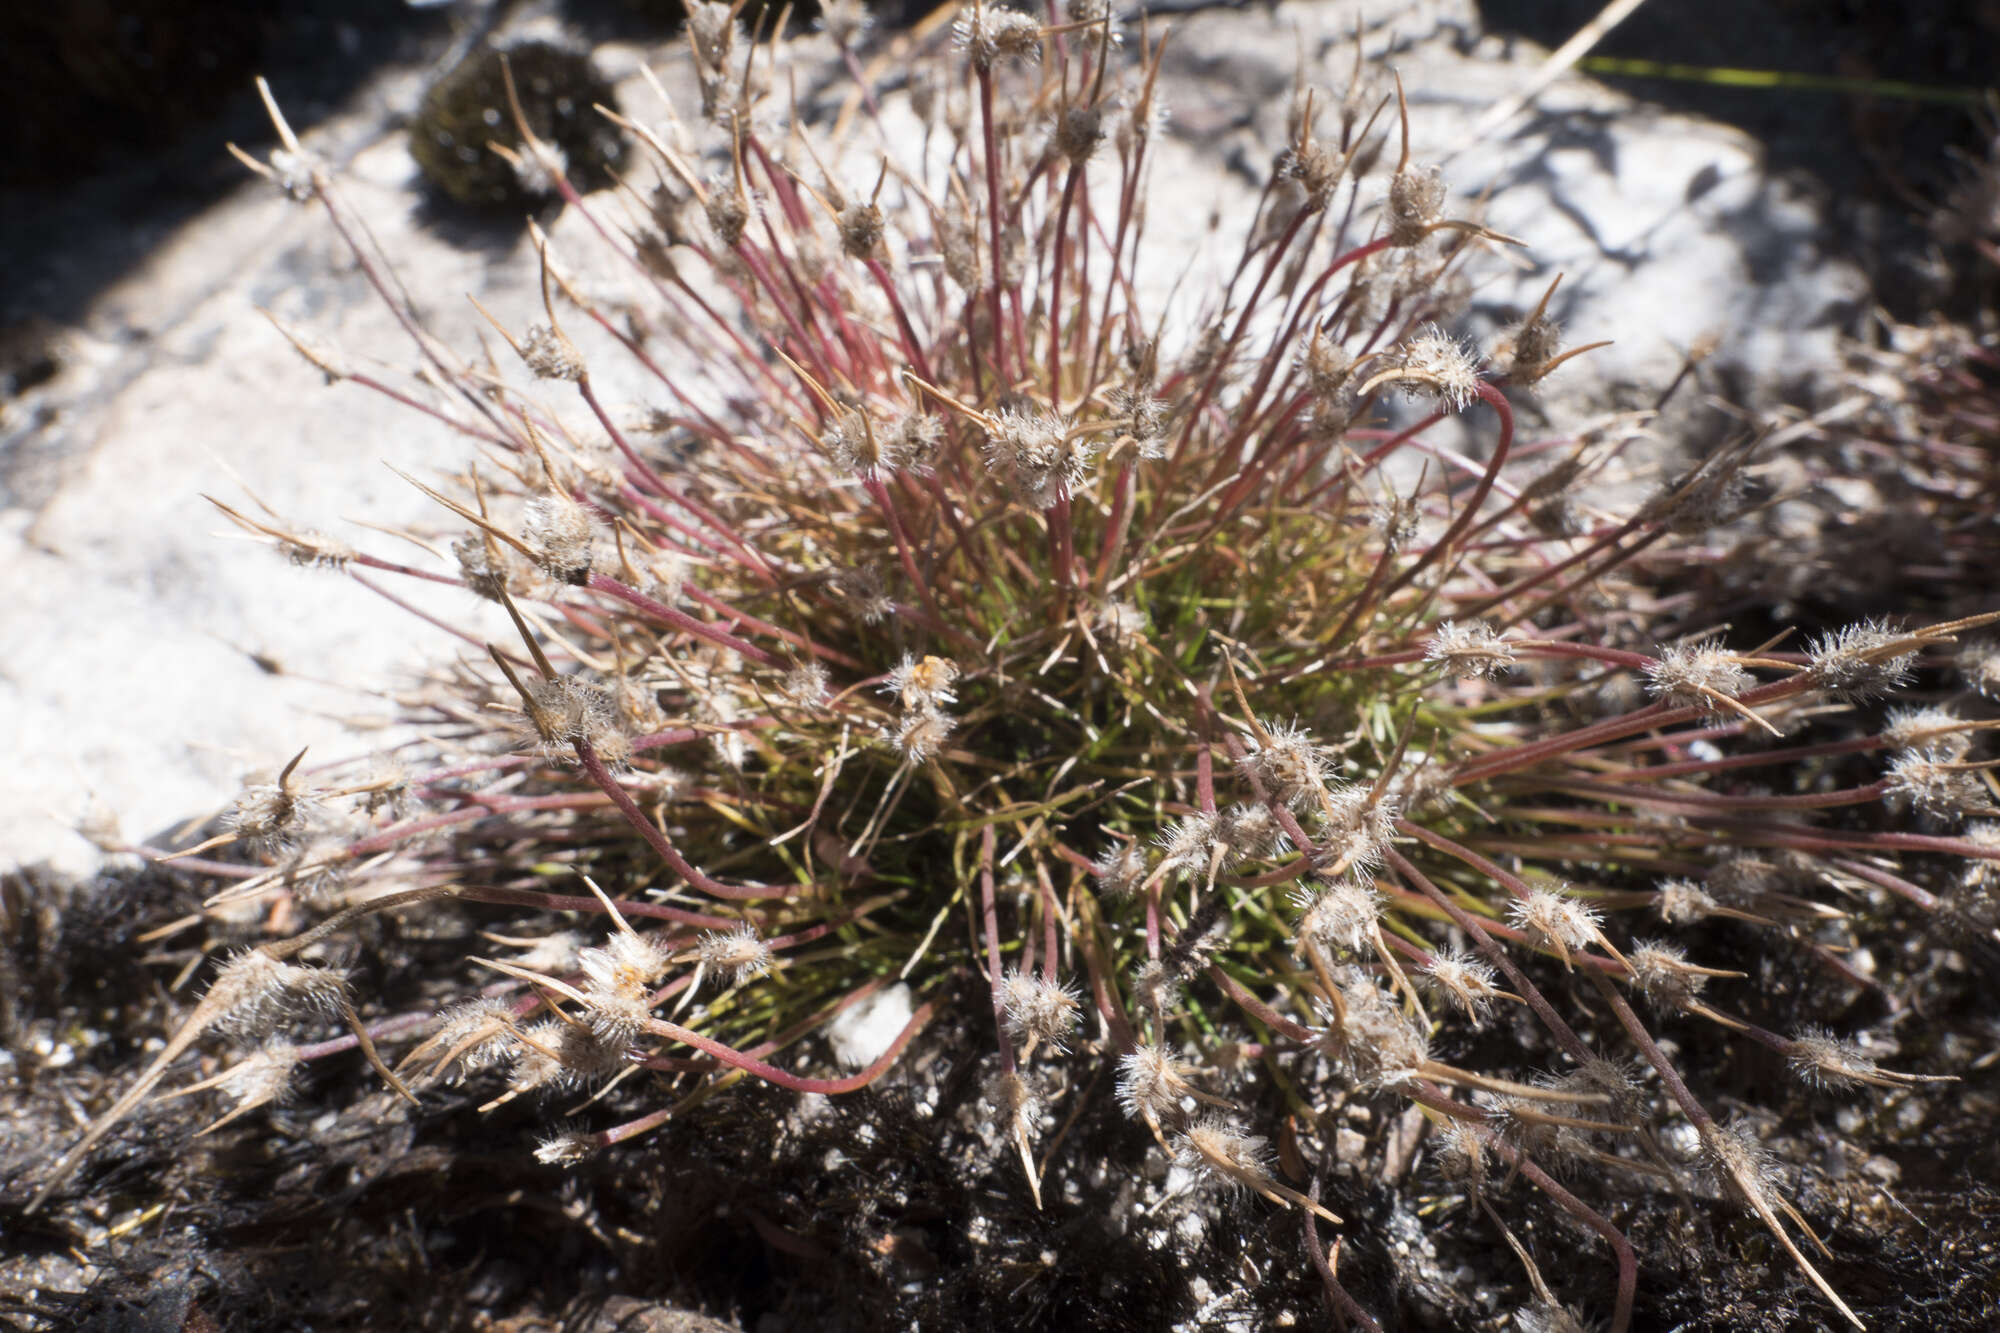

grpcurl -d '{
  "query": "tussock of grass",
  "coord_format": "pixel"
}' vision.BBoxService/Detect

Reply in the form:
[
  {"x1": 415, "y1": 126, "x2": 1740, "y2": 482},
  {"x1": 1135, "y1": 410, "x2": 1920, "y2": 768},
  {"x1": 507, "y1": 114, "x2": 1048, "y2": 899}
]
[{"x1": 29, "y1": 8, "x2": 2000, "y2": 1328}]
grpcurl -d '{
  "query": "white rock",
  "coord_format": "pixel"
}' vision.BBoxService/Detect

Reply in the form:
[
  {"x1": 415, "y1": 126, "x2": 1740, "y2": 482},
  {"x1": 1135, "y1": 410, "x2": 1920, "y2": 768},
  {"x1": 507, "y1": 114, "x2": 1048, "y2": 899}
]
[{"x1": 826, "y1": 982, "x2": 914, "y2": 1069}]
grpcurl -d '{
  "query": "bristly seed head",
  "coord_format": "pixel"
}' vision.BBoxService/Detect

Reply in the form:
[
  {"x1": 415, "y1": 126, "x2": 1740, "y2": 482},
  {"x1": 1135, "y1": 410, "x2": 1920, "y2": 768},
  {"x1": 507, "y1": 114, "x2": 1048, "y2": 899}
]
[
  {"x1": 534, "y1": 1128, "x2": 596, "y2": 1166},
  {"x1": 1298, "y1": 325, "x2": 1355, "y2": 403},
  {"x1": 1807, "y1": 619, "x2": 1919, "y2": 701},
  {"x1": 1242, "y1": 721, "x2": 1328, "y2": 807},
  {"x1": 520, "y1": 325, "x2": 585, "y2": 382},
  {"x1": 1315, "y1": 967, "x2": 1429, "y2": 1089},
  {"x1": 1786, "y1": 1028, "x2": 1884, "y2": 1090},
  {"x1": 1655, "y1": 877, "x2": 1720, "y2": 924},
  {"x1": 577, "y1": 930, "x2": 673, "y2": 1045},
  {"x1": 778, "y1": 662, "x2": 831, "y2": 710},
  {"x1": 837, "y1": 199, "x2": 885, "y2": 259},
  {"x1": 1644, "y1": 641, "x2": 1754, "y2": 717},
  {"x1": 1314, "y1": 782, "x2": 1399, "y2": 872},
  {"x1": 209, "y1": 950, "x2": 349, "y2": 1039},
  {"x1": 818, "y1": 0, "x2": 872, "y2": 46},
  {"x1": 212, "y1": 1043, "x2": 301, "y2": 1116},
  {"x1": 1957, "y1": 640, "x2": 2000, "y2": 700},
  {"x1": 1885, "y1": 748, "x2": 1994, "y2": 823},
  {"x1": 1154, "y1": 810, "x2": 1221, "y2": 878},
  {"x1": 226, "y1": 772, "x2": 321, "y2": 854},
  {"x1": 1388, "y1": 323, "x2": 1483, "y2": 412},
  {"x1": 1419, "y1": 945, "x2": 1500, "y2": 1020},
  {"x1": 455, "y1": 533, "x2": 522, "y2": 601},
  {"x1": 883, "y1": 654, "x2": 960, "y2": 712},
  {"x1": 1508, "y1": 886, "x2": 1603, "y2": 964},
  {"x1": 1218, "y1": 802, "x2": 1288, "y2": 863},
  {"x1": 519, "y1": 676, "x2": 617, "y2": 758},
  {"x1": 1174, "y1": 1115, "x2": 1270, "y2": 1188},
  {"x1": 1054, "y1": 100, "x2": 1106, "y2": 166},
  {"x1": 1386, "y1": 162, "x2": 1447, "y2": 246},
  {"x1": 983, "y1": 408, "x2": 1093, "y2": 510},
  {"x1": 1091, "y1": 840, "x2": 1149, "y2": 899},
  {"x1": 1425, "y1": 619, "x2": 1516, "y2": 679},
  {"x1": 1280, "y1": 139, "x2": 1341, "y2": 213},
  {"x1": 1116, "y1": 1043, "x2": 1198, "y2": 1123},
  {"x1": 1130, "y1": 959, "x2": 1182, "y2": 1014},
  {"x1": 1294, "y1": 877, "x2": 1384, "y2": 957},
  {"x1": 1497, "y1": 305, "x2": 1566, "y2": 386},
  {"x1": 891, "y1": 708, "x2": 955, "y2": 765},
  {"x1": 1000, "y1": 968, "x2": 1081, "y2": 1050},
  {"x1": 1094, "y1": 599, "x2": 1149, "y2": 651},
  {"x1": 1627, "y1": 940, "x2": 1710, "y2": 1011},
  {"x1": 1883, "y1": 705, "x2": 1973, "y2": 759},
  {"x1": 685, "y1": 1, "x2": 737, "y2": 69},
  {"x1": 698, "y1": 924, "x2": 773, "y2": 984},
  {"x1": 703, "y1": 178, "x2": 751, "y2": 248},
  {"x1": 522, "y1": 493, "x2": 598, "y2": 584},
  {"x1": 953, "y1": 3, "x2": 1044, "y2": 72}
]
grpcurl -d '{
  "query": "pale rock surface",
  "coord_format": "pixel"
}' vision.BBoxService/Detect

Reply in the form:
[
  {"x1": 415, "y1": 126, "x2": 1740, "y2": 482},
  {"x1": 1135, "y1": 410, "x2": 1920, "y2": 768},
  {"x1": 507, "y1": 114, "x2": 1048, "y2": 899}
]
[
  {"x1": 0, "y1": 2, "x2": 1868, "y2": 873},
  {"x1": 827, "y1": 982, "x2": 917, "y2": 1069}
]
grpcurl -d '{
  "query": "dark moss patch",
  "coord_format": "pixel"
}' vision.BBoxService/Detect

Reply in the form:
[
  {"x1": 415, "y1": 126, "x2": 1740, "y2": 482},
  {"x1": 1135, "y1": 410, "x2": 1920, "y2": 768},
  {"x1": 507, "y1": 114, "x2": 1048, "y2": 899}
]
[{"x1": 408, "y1": 41, "x2": 625, "y2": 212}]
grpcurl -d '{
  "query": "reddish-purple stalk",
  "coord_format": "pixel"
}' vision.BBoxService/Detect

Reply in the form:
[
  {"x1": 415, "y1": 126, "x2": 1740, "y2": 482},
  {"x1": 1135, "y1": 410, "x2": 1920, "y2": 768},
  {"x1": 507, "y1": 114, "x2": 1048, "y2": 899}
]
[
  {"x1": 576, "y1": 377, "x2": 778, "y2": 584},
  {"x1": 980, "y1": 825, "x2": 1019, "y2": 1076},
  {"x1": 1048, "y1": 162, "x2": 1084, "y2": 401},
  {"x1": 1458, "y1": 508, "x2": 1662, "y2": 621},
  {"x1": 863, "y1": 473, "x2": 955, "y2": 640},
  {"x1": 638, "y1": 993, "x2": 939, "y2": 1097},
  {"x1": 1410, "y1": 1085, "x2": 1637, "y2": 1333},
  {"x1": 976, "y1": 68, "x2": 1013, "y2": 382},
  {"x1": 1698, "y1": 819, "x2": 2000, "y2": 863},
  {"x1": 1298, "y1": 408, "x2": 1449, "y2": 511},
  {"x1": 677, "y1": 584, "x2": 869, "y2": 672},
  {"x1": 312, "y1": 180, "x2": 524, "y2": 449},
  {"x1": 1091, "y1": 460, "x2": 1137, "y2": 590},
  {"x1": 1205, "y1": 962, "x2": 1316, "y2": 1043},
  {"x1": 612, "y1": 482, "x2": 745, "y2": 568},
  {"x1": 730, "y1": 237, "x2": 843, "y2": 386},
  {"x1": 1533, "y1": 774, "x2": 1891, "y2": 814},
  {"x1": 1384, "y1": 843, "x2": 1600, "y2": 1065},
  {"x1": 602, "y1": 991, "x2": 939, "y2": 1151},
  {"x1": 545, "y1": 157, "x2": 802, "y2": 408},
  {"x1": 460, "y1": 882, "x2": 740, "y2": 931},
  {"x1": 1036, "y1": 862, "x2": 1061, "y2": 987},
  {"x1": 348, "y1": 570, "x2": 508, "y2": 658},
  {"x1": 342, "y1": 791, "x2": 618, "y2": 858},
  {"x1": 640, "y1": 972, "x2": 894, "y2": 1079},
  {"x1": 1066, "y1": 885, "x2": 1136, "y2": 1050},
  {"x1": 864, "y1": 256, "x2": 936, "y2": 383},
  {"x1": 1047, "y1": 493, "x2": 1077, "y2": 609},
  {"x1": 1375, "y1": 382, "x2": 1515, "y2": 600},
  {"x1": 572, "y1": 735, "x2": 789, "y2": 901},
  {"x1": 1323, "y1": 533, "x2": 1414, "y2": 652},
  {"x1": 585, "y1": 572, "x2": 779, "y2": 667},
  {"x1": 1304, "y1": 1179, "x2": 1385, "y2": 1333},
  {"x1": 753, "y1": 200, "x2": 856, "y2": 384},
  {"x1": 345, "y1": 373, "x2": 515, "y2": 449},
  {"x1": 1452, "y1": 702, "x2": 1681, "y2": 786},
  {"x1": 1199, "y1": 232, "x2": 1387, "y2": 491},
  {"x1": 1163, "y1": 207, "x2": 1313, "y2": 478},
  {"x1": 567, "y1": 298, "x2": 744, "y2": 450}
]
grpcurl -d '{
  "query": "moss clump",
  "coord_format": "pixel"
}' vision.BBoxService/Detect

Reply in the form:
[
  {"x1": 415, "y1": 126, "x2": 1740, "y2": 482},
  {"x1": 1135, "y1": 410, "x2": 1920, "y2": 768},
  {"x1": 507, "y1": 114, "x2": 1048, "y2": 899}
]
[{"x1": 407, "y1": 40, "x2": 625, "y2": 210}]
